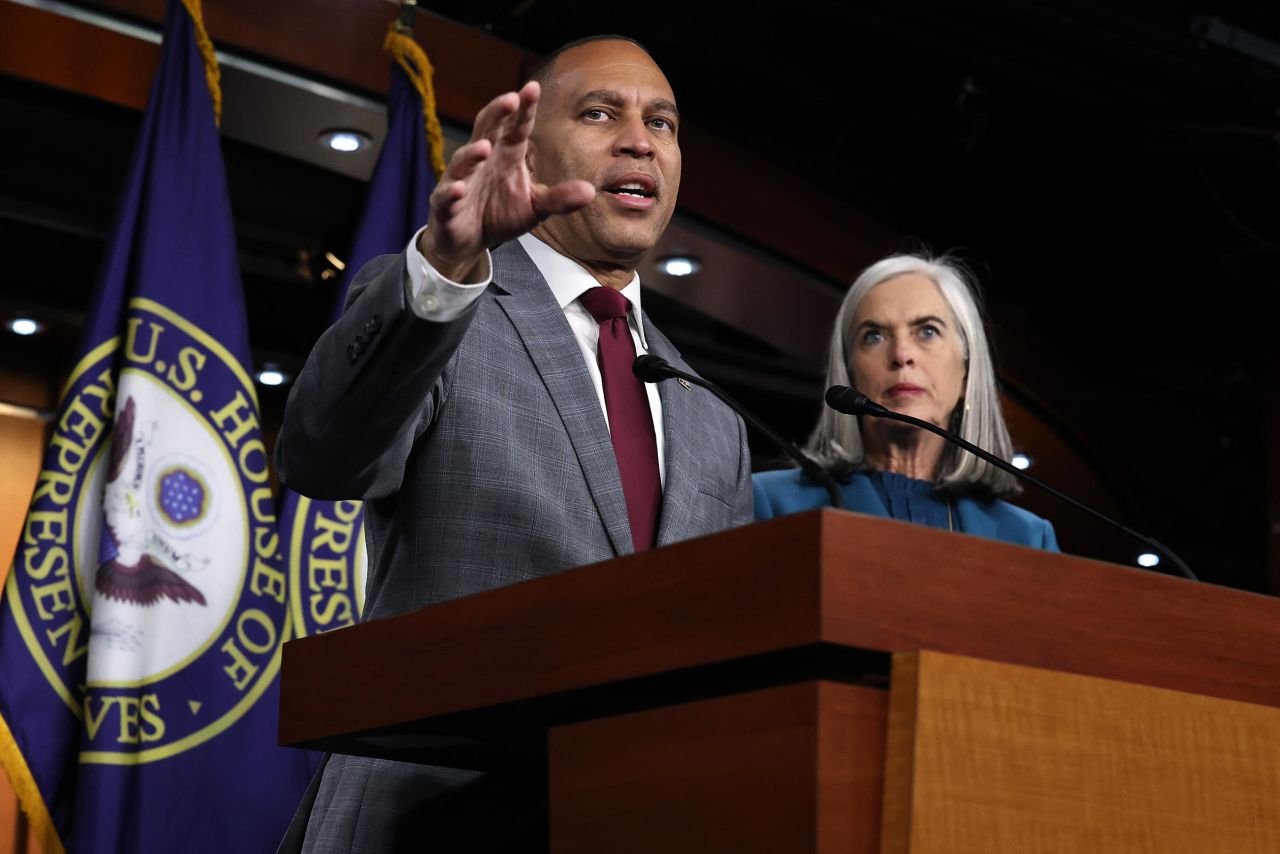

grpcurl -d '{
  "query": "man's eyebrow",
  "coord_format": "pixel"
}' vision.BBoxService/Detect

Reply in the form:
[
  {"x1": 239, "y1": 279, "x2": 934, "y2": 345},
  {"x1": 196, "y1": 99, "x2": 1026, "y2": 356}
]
[
  {"x1": 573, "y1": 89, "x2": 627, "y2": 110},
  {"x1": 572, "y1": 90, "x2": 681, "y2": 119},
  {"x1": 650, "y1": 98, "x2": 680, "y2": 119}
]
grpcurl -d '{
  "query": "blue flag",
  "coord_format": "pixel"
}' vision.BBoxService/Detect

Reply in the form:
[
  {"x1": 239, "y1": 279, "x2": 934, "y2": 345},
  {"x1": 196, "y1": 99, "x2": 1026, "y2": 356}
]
[
  {"x1": 282, "y1": 31, "x2": 438, "y2": 641},
  {"x1": 0, "y1": 1, "x2": 311, "y2": 850}
]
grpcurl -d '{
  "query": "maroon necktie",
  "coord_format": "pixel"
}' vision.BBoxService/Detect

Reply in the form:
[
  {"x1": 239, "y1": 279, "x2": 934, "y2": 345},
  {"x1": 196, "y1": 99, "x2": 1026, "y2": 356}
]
[{"x1": 578, "y1": 286, "x2": 661, "y2": 552}]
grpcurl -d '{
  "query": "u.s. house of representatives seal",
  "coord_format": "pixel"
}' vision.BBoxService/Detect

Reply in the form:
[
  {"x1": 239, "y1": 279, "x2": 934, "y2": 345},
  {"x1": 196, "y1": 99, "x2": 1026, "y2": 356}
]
[
  {"x1": 9, "y1": 297, "x2": 289, "y2": 764},
  {"x1": 286, "y1": 495, "x2": 367, "y2": 640}
]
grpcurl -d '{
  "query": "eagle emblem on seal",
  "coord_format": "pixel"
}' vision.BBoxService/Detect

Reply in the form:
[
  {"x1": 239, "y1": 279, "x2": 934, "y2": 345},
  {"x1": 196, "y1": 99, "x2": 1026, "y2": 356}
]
[{"x1": 95, "y1": 395, "x2": 207, "y2": 607}]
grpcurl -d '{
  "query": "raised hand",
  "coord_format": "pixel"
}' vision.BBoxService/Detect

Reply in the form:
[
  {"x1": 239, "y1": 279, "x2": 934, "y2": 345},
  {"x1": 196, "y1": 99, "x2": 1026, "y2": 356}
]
[{"x1": 418, "y1": 81, "x2": 596, "y2": 282}]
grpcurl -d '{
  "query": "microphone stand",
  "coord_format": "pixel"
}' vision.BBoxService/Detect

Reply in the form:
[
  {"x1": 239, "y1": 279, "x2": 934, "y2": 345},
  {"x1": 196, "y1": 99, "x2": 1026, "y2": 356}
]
[{"x1": 633, "y1": 356, "x2": 844, "y2": 510}]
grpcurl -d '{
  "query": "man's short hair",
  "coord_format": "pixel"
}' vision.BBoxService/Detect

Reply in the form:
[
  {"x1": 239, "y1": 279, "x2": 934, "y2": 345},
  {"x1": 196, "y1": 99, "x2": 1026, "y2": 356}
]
[{"x1": 524, "y1": 35, "x2": 652, "y2": 91}]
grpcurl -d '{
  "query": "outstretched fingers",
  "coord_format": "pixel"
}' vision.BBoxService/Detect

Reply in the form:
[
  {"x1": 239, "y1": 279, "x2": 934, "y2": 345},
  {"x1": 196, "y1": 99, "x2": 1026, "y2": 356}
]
[
  {"x1": 431, "y1": 179, "x2": 469, "y2": 220},
  {"x1": 533, "y1": 180, "x2": 596, "y2": 219},
  {"x1": 500, "y1": 81, "x2": 541, "y2": 147},
  {"x1": 469, "y1": 90, "x2": 521, "y2": 144},
  {"x1": 444, "y1": 139, "x2": 492, "y2": 182},
  {"x1": 430, "y1": 140, "x2": 490, "y2": 223}
]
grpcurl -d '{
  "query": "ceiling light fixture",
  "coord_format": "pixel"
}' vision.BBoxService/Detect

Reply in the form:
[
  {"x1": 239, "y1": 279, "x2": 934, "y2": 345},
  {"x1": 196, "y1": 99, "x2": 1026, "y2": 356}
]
[
  {"x1": 8, "y1": 318, "x2": 40, "y2": 336},
  {"x1": 255, "y1": 364, "x2": 289, "y2": 387},
  {"x1": 1011, "y1": 452, "x2": 1031, "y2": 470},
  {"x1": 657, "y1": 256, "x2": 701, "y2": 277},
  {"x1": 318, "y1": 129, "x2": 371, "y2": 153},
  {"x1": 1136, "y1": 552, "x2": 1160, "y2": 568}
]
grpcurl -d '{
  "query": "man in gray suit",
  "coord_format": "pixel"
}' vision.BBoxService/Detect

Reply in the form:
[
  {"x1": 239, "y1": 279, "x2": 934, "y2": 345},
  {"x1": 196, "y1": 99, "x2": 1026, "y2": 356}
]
[{"x1": 276, "y1": 35, "x2": 752, "y2": 852}]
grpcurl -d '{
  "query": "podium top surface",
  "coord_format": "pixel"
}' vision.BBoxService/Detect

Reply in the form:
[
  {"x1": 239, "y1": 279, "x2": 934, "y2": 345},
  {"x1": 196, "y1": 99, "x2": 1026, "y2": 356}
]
[{"x1": 281, "y1": 509, "x2": 1280, "y2": 752}]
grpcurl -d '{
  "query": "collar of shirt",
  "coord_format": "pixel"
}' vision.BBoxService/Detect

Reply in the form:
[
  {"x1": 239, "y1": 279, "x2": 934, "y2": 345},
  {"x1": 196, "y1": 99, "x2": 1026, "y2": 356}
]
[{"x1": 516, "y1": 233, "x2": 649, "y2": 350}]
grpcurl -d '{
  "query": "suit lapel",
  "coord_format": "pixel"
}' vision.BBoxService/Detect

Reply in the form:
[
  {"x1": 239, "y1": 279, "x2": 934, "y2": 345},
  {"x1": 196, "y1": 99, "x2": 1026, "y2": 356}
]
[
  {"x1": 490, "y1": 243, "x2": 633, "y2": 556},
  {"x1": 646, "y1": 328, "x2": 701, "y2": 547}
]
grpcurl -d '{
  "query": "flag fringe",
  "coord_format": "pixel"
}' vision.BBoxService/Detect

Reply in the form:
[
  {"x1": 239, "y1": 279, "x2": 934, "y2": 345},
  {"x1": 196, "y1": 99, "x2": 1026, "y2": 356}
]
[
  {"x1": 384, "y1": 26, "x2": 448, "y2": 180},
  {"x1": 0, "y1": 708, "x2": 66, "y2": 854},
  {"x1": 179, "y1": 0, "x2": 223, "y2": 126}
]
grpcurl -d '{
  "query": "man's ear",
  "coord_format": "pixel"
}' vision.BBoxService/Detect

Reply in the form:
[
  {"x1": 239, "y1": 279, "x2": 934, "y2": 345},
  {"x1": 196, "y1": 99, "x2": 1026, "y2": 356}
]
[{"x1": 525, "y1": 145, "x2": 536, "y2": 178}]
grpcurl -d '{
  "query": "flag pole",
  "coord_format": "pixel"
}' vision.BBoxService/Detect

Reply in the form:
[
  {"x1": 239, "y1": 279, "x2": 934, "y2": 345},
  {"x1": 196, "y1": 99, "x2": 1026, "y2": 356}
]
[{"x1": 395, "y1": 0, "x2": 418, "y2": 35}]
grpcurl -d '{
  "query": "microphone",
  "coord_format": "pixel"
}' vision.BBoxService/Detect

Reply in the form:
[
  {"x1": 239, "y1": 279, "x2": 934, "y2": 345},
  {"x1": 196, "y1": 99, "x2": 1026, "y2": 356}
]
[
  {"x1": 634, "y1": 356, "x2": 844, "y2": 510},
  {"x1": 632, "y1": 354, "x2": 679, "y2": 384},
  {"x1": 824, "y1": 384, "x2": 1198, "y2": 581},
  {"x1": 824, "y1": 385, "x2": 889, "y2": 418}
]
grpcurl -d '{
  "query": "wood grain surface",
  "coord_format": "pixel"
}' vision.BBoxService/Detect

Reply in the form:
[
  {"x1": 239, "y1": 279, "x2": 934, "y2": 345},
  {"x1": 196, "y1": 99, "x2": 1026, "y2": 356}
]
[
  {"x1": 548, "y1": 681, "x2": 887, "y2": 854},
  {"x1": 882, "y1": 650, "x2": 1280, "y2": 854}
]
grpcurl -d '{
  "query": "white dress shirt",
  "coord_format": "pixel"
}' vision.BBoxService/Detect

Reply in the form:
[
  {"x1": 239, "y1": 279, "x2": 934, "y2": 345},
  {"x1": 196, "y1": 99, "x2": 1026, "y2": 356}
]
[{"x1": 403, "y1": 228, "x2": 666, "y2": 485}]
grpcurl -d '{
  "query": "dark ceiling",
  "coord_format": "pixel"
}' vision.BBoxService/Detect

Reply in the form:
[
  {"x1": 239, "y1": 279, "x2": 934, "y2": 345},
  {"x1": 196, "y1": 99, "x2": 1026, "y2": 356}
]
[{"x1": 2, "y1": 0, "x2": 1279, "y2": 590}]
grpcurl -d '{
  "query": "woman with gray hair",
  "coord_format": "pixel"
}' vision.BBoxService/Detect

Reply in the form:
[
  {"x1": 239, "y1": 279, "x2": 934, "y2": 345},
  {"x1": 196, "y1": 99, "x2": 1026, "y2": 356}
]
[{"x1": 753, "y1": 253, "x2": 1058, "y2": 550}]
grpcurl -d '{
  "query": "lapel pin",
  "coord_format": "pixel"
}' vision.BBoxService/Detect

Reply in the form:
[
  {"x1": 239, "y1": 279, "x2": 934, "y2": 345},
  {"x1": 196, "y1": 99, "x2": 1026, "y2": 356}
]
[{"x1": 677, "y1": 378, "x2": 691, "y2": 390}]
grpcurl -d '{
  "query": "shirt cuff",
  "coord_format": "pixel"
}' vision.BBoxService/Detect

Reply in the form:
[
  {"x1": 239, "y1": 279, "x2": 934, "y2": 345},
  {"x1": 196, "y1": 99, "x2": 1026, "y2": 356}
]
[{"x1": 404, "y1": 225, "x2": 493, "y2": 321}]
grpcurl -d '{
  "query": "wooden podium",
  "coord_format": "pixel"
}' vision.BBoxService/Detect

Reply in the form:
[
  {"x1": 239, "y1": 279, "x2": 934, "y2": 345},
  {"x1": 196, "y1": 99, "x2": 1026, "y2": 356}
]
[{"x1": 279, "y1": 510, "x2": 1280, "y2": 853}]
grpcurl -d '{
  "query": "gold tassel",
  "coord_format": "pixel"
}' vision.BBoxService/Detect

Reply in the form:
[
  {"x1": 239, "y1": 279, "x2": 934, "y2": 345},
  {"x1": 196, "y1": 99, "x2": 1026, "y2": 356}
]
[
  {"x1": 180, "y1": 0, "x2": 222, "y2": 127},
  {"x1": 384, "y1": 25, "x2": 448, "y2": 180},
  {"x1": 0, "y1": 698, "x2": 67, "y2": 854}
]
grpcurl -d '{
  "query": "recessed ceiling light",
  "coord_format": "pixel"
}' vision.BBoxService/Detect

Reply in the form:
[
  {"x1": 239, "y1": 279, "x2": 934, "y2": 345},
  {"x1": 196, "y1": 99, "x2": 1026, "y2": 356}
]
[
  {"x1": 1136, "y1": 552, "x2": 1160, "y2": 568},
  {"x1": 657, "y1": 256, "x2": 700, "y2": 277},
  {"x1": 1011, "y1": 452, "x2": 1031, "y2": 470},
  {"x1": 318, "y1": 130, "x2": 371, "y2": 153},
  {"x1": 8, "y1": 318, "x2": 40, "y2": 336},
  {"x1": 256, "y1": 365, "x2": 289, "y2": 387}
]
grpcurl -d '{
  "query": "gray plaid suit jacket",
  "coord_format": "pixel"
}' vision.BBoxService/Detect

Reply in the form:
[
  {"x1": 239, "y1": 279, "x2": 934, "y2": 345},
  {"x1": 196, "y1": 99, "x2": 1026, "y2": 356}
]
[{"x1": 275, "y1": 240, "x2": 752, "y2": 852}]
